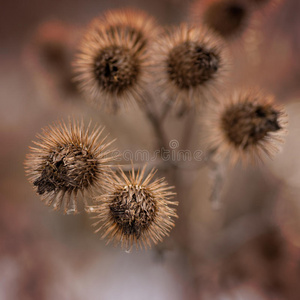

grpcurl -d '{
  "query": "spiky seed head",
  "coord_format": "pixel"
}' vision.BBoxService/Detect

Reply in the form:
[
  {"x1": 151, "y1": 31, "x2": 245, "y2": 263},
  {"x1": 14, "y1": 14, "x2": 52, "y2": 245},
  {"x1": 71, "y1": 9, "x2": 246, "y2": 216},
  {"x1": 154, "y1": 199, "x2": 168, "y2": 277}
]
[
  {"x1": 93, "y1": 46, "x2": 139, "y2": 94},
  {"x1": 152, "y1": 24, "x2": 229, "y2": 107},
  {"x1": 24, "y1": 119, "x2": 117, "y2": 214},
  {"x1": 168, "y1": 41, "x2": 219, "y2": 89},
  {"x1": 190, "y1": 0, "x2": 252, "y2": 40},
  {"x1": 74, "y1": 9, "x2": 160, "y2": 111},
  {"x1": 91, "y1": 166, "x2": 177, "y2": 250},
  {"x1": 204, "y1": 89, "x2": 287, "y2": 165}
]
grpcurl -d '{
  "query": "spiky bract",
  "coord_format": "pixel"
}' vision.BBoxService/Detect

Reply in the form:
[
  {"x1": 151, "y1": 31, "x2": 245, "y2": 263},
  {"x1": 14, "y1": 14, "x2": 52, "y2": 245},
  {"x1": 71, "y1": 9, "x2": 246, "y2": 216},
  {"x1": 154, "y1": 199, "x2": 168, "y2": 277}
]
[
  {"x1": 152, "y1": 24, "x2": 229, "y2": 107},
  {"x1": 91, "y1": 167, "x2": 177, "y2": 249},
  {"x1": 24, "y1": 119, "x2": 117, "y2": 214},
  {"x1": 74, "y1": 9, "x2": 159, "y2": 111},
  {"x1": 204, "y1": 89, "x2": 287, "y2": 165}
]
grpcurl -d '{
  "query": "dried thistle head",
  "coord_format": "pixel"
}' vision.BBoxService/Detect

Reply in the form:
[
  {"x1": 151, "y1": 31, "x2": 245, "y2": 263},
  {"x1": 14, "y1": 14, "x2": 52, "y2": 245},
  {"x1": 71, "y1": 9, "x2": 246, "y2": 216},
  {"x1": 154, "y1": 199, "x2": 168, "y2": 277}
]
[
  {"x1": 91, "y1": 166, "x2": 177, "y2": 249},
  {"x1": 24, "y1": 119, "x2": 117, "y2": 214},
  {"x1": 190, "y1": 0, "x2": 252, "y2": 40},
  {"x1": 204, "y1": 89, "x2": 287, "y2": 165},
  {"x1": 74, "y1": 9, "x2": 159, "y2": 111},
  {"x1": 152, "y1": 24, "x2": 229, "y2": 107}
]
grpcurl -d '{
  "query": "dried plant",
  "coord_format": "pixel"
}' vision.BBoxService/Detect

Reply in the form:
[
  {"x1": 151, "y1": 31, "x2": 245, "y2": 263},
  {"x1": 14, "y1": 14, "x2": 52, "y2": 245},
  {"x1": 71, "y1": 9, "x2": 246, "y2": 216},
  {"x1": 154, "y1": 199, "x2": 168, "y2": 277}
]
[
  {"x1": 74, "y1": 9, "x2": 159, "y2": 111},
  {"x1": 91, "y1": 167, "x2": 177, "y2": 249},
  {"x1": 204, "y1": 89, "x2": 287, "y2": 165},
  {"x1": 152, "y1": 23, "x2": 229, "y2": 107},
  {"x1": 24, "y1": 4, "x2": 289, "y2": 258},
  {"x1": 24, "y1": 119, "x2": 117, "y2": 214}
]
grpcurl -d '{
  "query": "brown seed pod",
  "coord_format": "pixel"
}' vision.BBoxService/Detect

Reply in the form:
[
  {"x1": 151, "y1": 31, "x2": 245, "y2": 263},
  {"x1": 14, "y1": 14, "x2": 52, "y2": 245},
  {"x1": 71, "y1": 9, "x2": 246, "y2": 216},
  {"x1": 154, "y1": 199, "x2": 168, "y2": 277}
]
[
  {"x1": 152, "y1": 24, "x2": 229, "y2": 107},
  {"x1": 74, "y1": 9, "x2": 160, "y2": 111},
  {"x1": 204, "y1": 89, "x2": 287, "y2": 165},
  {"x1": 24, "y1": 119, "x2": 117, "y2": 214},
  {"x1": 190, "y1": 0, "x2": 252, "y2": 40},
  {"x1": 91, "y1": 166, "x2": 177, "y2": 250}
]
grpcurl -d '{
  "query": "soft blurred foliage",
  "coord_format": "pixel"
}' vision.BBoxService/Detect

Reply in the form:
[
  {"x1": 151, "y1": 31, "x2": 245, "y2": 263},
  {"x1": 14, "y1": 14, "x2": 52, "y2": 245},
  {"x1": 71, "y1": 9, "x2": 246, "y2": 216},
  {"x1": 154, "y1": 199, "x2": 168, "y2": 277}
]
[{"x1": 1, "y1": 0, "x2": 300, "y2": 299}]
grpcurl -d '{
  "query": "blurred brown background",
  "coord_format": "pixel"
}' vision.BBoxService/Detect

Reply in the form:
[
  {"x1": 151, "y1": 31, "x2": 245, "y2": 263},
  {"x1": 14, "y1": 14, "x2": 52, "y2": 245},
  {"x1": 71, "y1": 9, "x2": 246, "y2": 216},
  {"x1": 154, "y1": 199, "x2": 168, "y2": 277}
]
[{"x1": 1, "y1": 0, "x2": 300, "y2": 299}]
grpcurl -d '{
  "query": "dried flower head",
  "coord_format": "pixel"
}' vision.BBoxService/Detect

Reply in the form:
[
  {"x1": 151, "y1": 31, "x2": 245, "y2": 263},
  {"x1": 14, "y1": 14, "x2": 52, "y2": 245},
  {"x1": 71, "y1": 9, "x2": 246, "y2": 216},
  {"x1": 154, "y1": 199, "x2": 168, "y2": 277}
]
[
  {"x1": 152, "y1": 24, "x2": 229, "y2": 107},
  {"x1": 91, "y1": 167, "x2": 177, "y2": 249},
  {"x1": 190, "y1": 0, "x2": 252, "y2": 40},
  {"x1": 204, "y1": 89, "x2": 287, "y2": 165},
  {"x1": 24, "y1": 119, "x2": 117, "y2": 214},
  {"x1": 74, "y1": 9, "x2": 159, "y2": 111}
]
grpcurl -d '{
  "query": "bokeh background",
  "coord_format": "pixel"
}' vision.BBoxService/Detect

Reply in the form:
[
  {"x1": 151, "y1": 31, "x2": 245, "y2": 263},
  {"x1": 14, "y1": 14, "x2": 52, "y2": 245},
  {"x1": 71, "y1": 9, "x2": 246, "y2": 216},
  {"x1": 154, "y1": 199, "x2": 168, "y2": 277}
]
[{"x1": 1, "y1": 0, "x2": 300, "y2": 299}]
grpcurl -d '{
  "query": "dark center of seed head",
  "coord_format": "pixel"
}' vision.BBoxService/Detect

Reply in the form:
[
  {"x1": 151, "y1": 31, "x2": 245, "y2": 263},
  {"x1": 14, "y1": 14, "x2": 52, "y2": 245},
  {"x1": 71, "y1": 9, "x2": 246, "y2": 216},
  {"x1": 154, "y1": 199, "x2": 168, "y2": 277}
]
[
  {"x1": 109, "y1": 186, "x2": 157, "y2": 239},
  {"x1": 221, "y1": 102, "x2": 281, "y2": 149},
  {"x1": 167, "y1": 41, "x2": 220, "y2": 89},
  {"x1": 94, "y1": 46, "x2": 140, "y2": 94},
  {"x1": 33, "y1": 144, "x2": 98, "y2": 195}
]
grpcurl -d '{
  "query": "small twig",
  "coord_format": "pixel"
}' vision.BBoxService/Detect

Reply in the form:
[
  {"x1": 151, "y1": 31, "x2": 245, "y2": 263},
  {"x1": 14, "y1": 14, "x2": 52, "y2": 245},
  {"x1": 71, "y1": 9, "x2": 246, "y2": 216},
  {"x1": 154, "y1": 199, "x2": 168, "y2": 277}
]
[
  {"x1": 181, "y1": 109, "x2": 196, "y2": 151},
  {"x1": 176, "y1": 101, "x2": 190, "y2": 118},
  {"x1": 160, "y1": 100, "x2": 172, "y2": 122},
  {"x1": 139, "y1": 91, "x2": 170, "y2": 152},
  {"x1": 206, "y1": 151, "x2": 226, "y2": 210}
]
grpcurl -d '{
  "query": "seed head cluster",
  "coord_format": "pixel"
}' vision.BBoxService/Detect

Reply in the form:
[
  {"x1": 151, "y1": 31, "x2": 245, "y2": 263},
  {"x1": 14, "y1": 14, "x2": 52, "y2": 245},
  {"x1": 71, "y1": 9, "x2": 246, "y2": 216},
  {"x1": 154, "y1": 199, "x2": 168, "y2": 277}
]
[
  {"x1": 24, "y1": 7, "x2": 288, "y2": 251},
  {"x1": 24, "y1": 119, "x2": 116, "y2": 214},
  {"x1": 74, "y1": 9, "x2": 159, "y2": 111},
  {"x1": 204, "y1": 89, "x2": 287, "y2": 165},
  {"x1": 91, "y1": 167, "x2": 177, "y2": 249},
  {"x1": 152, "y1": 24, "x2": 229, "y2": 106}
]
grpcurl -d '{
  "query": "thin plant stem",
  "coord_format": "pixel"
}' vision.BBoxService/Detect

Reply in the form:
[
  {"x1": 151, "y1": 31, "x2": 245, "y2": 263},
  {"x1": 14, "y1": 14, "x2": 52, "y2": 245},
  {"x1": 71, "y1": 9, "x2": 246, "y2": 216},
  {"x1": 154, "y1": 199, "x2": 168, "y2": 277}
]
[
  {"x1": 181, "y1": 109, "x2": 196, "y2": 151},
  {"x1": 139, "y1": 90, "x2": 170, "y2": 152},
  {"x1": 160, "y1": 100, "x2": 172, "y2": 122}
]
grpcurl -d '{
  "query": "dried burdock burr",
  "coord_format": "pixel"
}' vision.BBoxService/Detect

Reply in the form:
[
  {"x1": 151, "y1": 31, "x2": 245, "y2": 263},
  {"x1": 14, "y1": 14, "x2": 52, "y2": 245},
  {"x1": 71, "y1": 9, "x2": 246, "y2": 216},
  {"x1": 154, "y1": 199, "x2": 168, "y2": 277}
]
[
  {"x1": 190, "y1": 0, "x2": 252, "y2": 40},
  {"x1": 24, "y1": 119, "x2": 117, "y2": 214},
  {"x1": 204, "y1": 89, "x2": 287, "y2": 165},
  {"x1": 152, "y1": 24, "x2": 229, "y2": 107},
  {"x1": 74, "y1": 9, "x2": 159, "y2": 111},
  {"x1": 91, "y1": 166, "x2": 177, "y2": 250}
]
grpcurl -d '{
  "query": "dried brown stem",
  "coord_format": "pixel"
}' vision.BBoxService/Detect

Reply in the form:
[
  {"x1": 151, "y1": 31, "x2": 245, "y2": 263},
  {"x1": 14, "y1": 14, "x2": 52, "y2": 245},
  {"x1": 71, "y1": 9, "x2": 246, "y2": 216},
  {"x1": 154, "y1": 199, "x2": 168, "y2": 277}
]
[
  {"x1": 139, "y1": 91, "x2": 170, "y2": 152},
  {"x1": 181, "y1": 109, "x2": 196, "y2": 151}
]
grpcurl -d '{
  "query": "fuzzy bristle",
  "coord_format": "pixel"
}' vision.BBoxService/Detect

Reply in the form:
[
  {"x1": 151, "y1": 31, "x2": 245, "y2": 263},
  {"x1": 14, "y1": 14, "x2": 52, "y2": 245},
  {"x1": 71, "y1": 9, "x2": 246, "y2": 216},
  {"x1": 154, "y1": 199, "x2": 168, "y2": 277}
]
[
  {"x1": 24, "y1": 119, "x2": 117, "y2": 214},
  {"x1": 167, "y1": 41, "x2": 220, "y2": 89},
  {"x1": 73, "y1": 9, "x2": 160, "y2": 111},
  {"x1": 151, "y1": 24, "x2": 229, "y2": 107},
  {"x1": 93, "y1": 46, "x2": 140, "y2": 94},
  {"x1": 91, "y1": 166, "x2": 177, "y2": 250},
  {"x1": 203, "y1": 89, "x2": 288, "y2": 165}
]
